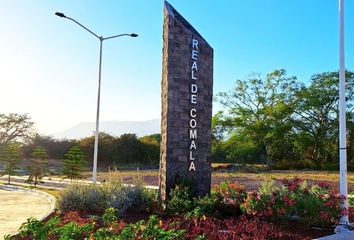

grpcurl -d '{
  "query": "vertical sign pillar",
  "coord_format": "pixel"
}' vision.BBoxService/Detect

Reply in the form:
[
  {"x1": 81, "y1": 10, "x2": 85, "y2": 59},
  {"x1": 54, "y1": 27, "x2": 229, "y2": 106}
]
[{"x1": 159, "y1": 1, "x2": 213, "y2": 203}]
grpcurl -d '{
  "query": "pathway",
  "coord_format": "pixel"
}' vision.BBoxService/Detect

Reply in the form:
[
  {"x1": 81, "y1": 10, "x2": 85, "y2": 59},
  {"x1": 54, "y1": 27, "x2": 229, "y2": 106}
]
[{"x1": 0, "y1": 188, "x2": 53, "y2": 238}]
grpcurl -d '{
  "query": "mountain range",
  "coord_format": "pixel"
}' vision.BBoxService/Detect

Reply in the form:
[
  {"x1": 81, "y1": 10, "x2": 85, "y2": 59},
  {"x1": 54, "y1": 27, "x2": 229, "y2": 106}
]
[{"x1": 51, "y1": 118, "x2": 161, "y2": 140}]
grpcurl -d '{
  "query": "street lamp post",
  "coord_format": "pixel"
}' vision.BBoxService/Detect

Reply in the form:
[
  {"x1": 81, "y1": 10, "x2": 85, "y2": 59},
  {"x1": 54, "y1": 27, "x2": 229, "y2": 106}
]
[{"x1": 55, "y1": 12, "x2": 138, "y2": 183}]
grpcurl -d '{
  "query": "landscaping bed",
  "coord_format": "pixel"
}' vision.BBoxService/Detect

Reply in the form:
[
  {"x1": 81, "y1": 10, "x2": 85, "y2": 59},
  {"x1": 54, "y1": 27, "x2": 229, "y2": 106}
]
[
  {"x1": 10, "y1": 210, "x2": 335, "y2": 240},
  {"x1": 6, "y1": 176, "x2": 352, "y2": 240}
]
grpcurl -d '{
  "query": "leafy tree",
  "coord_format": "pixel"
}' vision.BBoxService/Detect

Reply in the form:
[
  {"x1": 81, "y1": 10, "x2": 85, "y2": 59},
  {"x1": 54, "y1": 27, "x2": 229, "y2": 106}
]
[
  {"x1": 216, "y1": 69, "x2": 302, "y2": 164},
  {"x1": 139, "y1": 134, "x2": 161, "y2": 164},
  {"x1": 0, "y1": 113, "x2": 34, "y2": 144},
  {"x1": 211, "y1": 113, "x2": 227, "y2": 162},
  {"x1": 62, "y1": 146, "x2": 85, "y2": 181},
  {"x1": 22, "y1": 134, "x2": 75, "y2": 159},
  {"x1": 223, "y1": 133, "x2": 265, "y2": 164},
  {"x1": 294, "y1": 71, "x2": 354, "y2": 166},
  {"x1": 140, "y1": 133, "x2": 161, "y2": 144},
  {"x1": 112, "y1": 134, "x2": 144, "y2": 166},
  {"x1": 27, "y1": 147, "x2": 48, "y2": 186},
  {"x1": 78, "y1": 132, "x2": 116, "y2": 167},
  {"x1": 0, "y1": 143, "x2": 21, "y2": 183}
]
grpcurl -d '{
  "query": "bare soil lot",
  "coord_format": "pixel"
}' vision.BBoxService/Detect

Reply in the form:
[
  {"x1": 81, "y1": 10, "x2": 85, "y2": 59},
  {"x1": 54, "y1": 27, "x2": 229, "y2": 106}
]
[{"x1": 96, "y1": 169, "x2": 354, "y2": 193}]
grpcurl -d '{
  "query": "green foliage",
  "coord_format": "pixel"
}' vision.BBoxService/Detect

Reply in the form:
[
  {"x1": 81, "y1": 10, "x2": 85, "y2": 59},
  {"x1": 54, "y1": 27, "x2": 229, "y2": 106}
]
[
  {"x1": 216, "y1": 69, "x2": 301, "y2": 165},
  {"x1": 18, "y1": 216, "x2": 59, "y2": 240},
  {"x1": 119, "y1": 215, "x2": 185, "y2": 240},
  {"x1": 214, "y1": 69, "x2": 354, "y2": 169},
  {"x1": 294, "y1": 71, "x2": 354, "y2": 165},
  {"x1": 0, "y1": 143, "x2": 21, "y2": 183},
  {"x1": 77, "y1": 132, "x2": 160, "y2": 168},
  {"x1": 26, "y1": 146, "x2": 48, "y2": 186},
  {"x1": 62, "y1": 145, "x2": 85, "y2": 181},
  {"x1": 167, "y1": 182, "x2": 246, "y2": 217},
  {"x1": 93, "y1": 227, "x2": 118, "y2": 239},
  {"x1": 3, "y1": 234, "x2": 15, "y2": 240},
  {"x1": 240, "y1": 178, "x2": 343, "y2": 227},
  {"x1": 167, "y1": 184, "x2": 194, "y2": 214},
  {"x1": 113, "y1": 133, "x2": 144, "y2": 165},
  {"x1": 139, "y1": 134, "x2": 161, "y2": 164},
  {"x1": 53, "y1": 221, "x2": 93, "y2": 240},
  {"x1": 223, "y1": 133, "x2": 265, "y2": 164},
  {"x1": 192, "y1": 194, "x2": 220, "y2": 217},
  {"x1": 349, "y1": 194, "x2": 354, "y2": 206},
  {"x1": 16, "y1": 217, "x2": 93, "y2": 240},
  {"x1": 22, "y1": 134, "x2": 75, "y2": 159},
  {"x1": 102, "y1": 207, "x2": 119, "y2": 225}
]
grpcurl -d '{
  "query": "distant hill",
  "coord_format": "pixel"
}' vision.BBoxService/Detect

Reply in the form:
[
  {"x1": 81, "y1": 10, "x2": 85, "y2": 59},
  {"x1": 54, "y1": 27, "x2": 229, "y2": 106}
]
[{"x1": 51, "y1": 118, "x2": 161, "y2": 140}]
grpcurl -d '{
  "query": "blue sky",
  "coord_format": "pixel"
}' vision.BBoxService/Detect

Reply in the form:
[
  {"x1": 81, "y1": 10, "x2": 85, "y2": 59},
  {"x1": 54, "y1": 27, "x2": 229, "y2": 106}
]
[{"x1": 1, "y1": 1, "x2": 353, "y2": 135}]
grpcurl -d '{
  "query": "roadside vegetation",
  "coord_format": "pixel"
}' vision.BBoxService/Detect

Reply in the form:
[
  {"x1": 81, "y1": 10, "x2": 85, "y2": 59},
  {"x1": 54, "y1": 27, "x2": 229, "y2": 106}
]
[
  {"x1": 5, "y1": 175, "x2": 353, "y2": 239},
  {"x1": 1, "y1": 69, "x2": 354, "y2": 239}
]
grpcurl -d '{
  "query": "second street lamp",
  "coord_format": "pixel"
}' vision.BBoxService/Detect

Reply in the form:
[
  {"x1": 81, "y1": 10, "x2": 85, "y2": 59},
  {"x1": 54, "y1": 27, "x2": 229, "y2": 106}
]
[{"x1": 55, "y1": 12, "x2": 138, "y2": 183}]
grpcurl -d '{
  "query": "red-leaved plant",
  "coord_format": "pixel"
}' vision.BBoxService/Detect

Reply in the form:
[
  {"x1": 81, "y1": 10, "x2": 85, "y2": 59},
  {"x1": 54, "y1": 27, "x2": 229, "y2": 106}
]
[{"x1": 240, "y1": 178, "x2": 343, "y2": 227}]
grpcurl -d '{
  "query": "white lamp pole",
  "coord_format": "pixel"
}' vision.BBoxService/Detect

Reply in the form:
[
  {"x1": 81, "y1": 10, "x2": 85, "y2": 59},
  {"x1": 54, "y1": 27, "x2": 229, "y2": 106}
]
[
  {"x1": 55, "y1": 12, "x2": 138, "y2": 183},
  {"x1": 338, "y1": 0, "x2": 349, "y2": 226}
]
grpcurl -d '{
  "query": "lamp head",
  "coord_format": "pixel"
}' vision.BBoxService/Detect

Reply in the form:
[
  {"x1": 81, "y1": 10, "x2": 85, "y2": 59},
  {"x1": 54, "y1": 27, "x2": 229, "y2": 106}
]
[
  {"x1": 55, "y1": 12, "x2": 66, "y2": 18},
  {"x1": 130, "y1": 33, "x2": 138, "y2": 37}
]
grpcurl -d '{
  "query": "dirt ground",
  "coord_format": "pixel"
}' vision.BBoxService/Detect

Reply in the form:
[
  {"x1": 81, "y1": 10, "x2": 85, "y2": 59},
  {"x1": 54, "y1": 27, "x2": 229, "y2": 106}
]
[{"x1": 97, "y1": 170, "x2": 354, "y2": 193}]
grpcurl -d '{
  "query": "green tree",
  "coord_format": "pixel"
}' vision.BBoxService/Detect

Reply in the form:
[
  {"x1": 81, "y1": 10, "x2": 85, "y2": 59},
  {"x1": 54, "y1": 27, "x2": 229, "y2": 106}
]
[
  {"x1": 112, "y1": 134, "x2": 144, "y2": 166},
  {"x1": 0, "y1": 113, "x2": 34, "y2": 144},
  {"x1": 0, "y1": 143, "x2": 21, "y2": 184},
  {"x1": 216, "y1": 69, "x2": 302, "y2": 165},
  {"x1": 78, "y1": 132, "x2": 115, "y2": 167},
  {"x1": 22, "y1": 134, "x2": 75, "y2": 159},
  {"x1": 62, "y1": 146, "x2": 85, "y2": 181},
  {"x1": 294, "y1": 71, "x2": 354, "y2": 166},
  {"x1": 27, "y1": 147, "x2": 48, "y2": 186},
  {"x1": 139, "y1": 134, "x2": 161, "y2": 165},
  {"x1": 211, "y1": 113, "x2": 227, "y2": 162}
]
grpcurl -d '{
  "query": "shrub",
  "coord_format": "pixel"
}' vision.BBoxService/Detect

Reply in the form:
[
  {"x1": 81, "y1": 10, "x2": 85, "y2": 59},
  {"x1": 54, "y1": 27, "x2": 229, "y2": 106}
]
[
  {"x1": 102, "y1": 207, "x2": 119, "y2": 225},
  {"x1": 192, "y1": 194, "x2": 221, "y2": 216},
  {"x1": 92, "y1": 227, "x2": 118, "y2": 240},
  {"x1": 212, "y1": 181, "x2": 246, "y2": 208},
  {"x1": 58, "y1": 180, "x2": 155, "y2": 216},
  {"x1": 57, "y1": 184, "x2": 106, "y2": 213},
  {"x1": 167, "y1": 181, "x2": 246, "y2": 217},
  {"x1": 240, "y1": 178, "x2": 343, "y2": 227},
  {"x1": 167, "y1": 184, "x2": 194, "y2": 214},
  {"x1": 53, "y1": 221, "x2": 93, "y2": 240},
  {"x1": 18, "y1": 216, "x2": 60, "y2": 240},
  {"x1": 105, "y1": 185, "x2": 153, "y2": 216},
  {"x1": 119, "y1": 215, "x2": 185, "y2": 240}
]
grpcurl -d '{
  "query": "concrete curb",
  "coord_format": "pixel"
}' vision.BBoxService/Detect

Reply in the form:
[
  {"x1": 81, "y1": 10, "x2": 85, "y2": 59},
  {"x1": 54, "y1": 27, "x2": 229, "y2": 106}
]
[
  {"x1": 0, "y1": 184, "x2": 56, "y2": 222},
  {"x1": 316, "y1": 232, "x2": 354, "y2": 240}
]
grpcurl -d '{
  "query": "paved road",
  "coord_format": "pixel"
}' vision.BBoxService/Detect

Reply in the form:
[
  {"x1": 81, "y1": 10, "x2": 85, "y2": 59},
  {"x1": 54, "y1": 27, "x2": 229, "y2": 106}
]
[{"x1": 0, "y1": 188, "x2": 52, "y2": 238}]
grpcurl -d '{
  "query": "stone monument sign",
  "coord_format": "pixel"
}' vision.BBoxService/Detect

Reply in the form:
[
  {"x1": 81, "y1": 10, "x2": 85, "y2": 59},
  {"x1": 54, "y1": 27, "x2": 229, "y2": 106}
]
[{"x1": 158, "y1": 1, "x2": 214, "y2": 203}]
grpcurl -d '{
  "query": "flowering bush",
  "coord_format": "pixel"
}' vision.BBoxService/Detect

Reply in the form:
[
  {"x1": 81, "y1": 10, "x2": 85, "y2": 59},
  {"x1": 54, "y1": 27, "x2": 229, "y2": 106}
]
[
  {"x1": 212, "y1": 181, "x2": 246, "y2": 207},
  {"x1": 240, "y1": 178, "x2": 343, "y2": 227}
]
